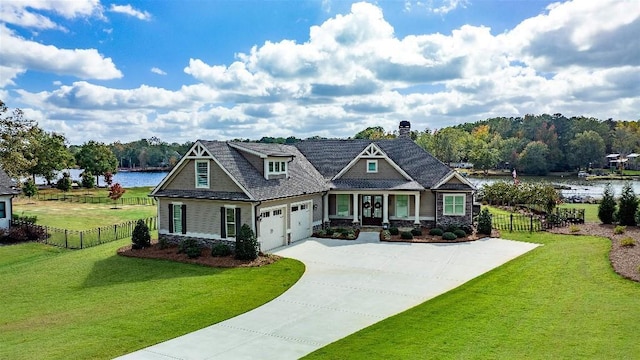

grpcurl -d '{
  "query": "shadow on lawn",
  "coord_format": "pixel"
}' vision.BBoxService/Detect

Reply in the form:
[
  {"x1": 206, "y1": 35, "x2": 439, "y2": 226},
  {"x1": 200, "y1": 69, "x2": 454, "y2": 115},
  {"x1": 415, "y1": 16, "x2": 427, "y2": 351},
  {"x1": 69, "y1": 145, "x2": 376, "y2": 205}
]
[{"x1": 82, "y1": 254, "x2": 225, "y2": 288}]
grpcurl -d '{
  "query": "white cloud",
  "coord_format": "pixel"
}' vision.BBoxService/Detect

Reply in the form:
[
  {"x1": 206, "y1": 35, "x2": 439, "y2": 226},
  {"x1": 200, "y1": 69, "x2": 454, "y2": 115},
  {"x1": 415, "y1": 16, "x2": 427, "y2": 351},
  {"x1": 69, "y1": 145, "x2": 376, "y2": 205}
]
[
  {"x1": 404, "y1": 0, "x2": 469, "y2": 15},
  {"x1": 109, "y1": 4, "x2": 151, "y2": 21},
  {"x1": 0, "y1": 0, "x2": 102, "y2": 29},
  {"x1": 0, "y1": 25, "x2": 122, "y2": 84},
  {"x1": 151, "y1": 67, "x2": 167, "y2": 75}
]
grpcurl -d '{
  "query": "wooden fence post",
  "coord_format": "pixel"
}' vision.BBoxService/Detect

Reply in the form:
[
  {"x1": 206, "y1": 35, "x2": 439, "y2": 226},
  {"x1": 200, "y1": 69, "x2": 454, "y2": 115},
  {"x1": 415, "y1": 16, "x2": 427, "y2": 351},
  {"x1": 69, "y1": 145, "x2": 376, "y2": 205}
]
[
  {"x1": 98, "y1": 227, "x2": 101, "y2": 243},
  {"x1": 80, "y1": 231, "x2": 83, "y2": 249},
  {"x1": 64, "y1": 229, "x2": 68, "y2": 248},
  {"x1": 530, "y1": 215, "x2": 533, "y2": 233},
  {"x1": 509, "y1": 213, "x2": 513, "y2": 232}
]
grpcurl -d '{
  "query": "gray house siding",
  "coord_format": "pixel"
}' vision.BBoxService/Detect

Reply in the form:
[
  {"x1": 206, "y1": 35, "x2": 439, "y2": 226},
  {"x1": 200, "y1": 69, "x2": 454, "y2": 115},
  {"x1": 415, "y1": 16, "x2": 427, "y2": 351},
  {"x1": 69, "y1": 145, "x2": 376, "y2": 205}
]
[
  {"x1": 341, "y1": 158, "x2": 406, "y2": 180},
  {"x1": 165, "y1": 159, "x2": 243, "y2": 193}
]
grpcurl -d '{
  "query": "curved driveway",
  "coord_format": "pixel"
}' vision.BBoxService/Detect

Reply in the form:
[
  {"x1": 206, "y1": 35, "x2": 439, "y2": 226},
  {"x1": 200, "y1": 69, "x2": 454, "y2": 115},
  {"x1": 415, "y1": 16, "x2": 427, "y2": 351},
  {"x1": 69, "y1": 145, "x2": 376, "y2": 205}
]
[{"x1": 118, "y1": 233, "x2": 538, "y2": 360}]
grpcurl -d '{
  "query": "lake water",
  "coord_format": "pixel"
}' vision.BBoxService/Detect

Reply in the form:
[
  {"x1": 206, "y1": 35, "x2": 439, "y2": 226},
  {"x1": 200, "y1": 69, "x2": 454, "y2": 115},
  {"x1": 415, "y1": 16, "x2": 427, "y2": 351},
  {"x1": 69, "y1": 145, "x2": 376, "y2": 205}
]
[
  {"x1": 468, "y1": 176, "x2": 640, "y2": 199},
  {"x1": 35, "y1": 169, "x2": 169, "y2": 188}
]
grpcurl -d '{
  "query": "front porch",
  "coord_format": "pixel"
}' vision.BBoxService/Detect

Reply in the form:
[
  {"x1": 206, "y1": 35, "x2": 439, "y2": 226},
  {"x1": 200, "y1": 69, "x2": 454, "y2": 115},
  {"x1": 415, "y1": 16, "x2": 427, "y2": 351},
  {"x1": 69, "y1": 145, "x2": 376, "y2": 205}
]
[{"x1": 323, "y1": 191, "x2": 423, "y2": 228}]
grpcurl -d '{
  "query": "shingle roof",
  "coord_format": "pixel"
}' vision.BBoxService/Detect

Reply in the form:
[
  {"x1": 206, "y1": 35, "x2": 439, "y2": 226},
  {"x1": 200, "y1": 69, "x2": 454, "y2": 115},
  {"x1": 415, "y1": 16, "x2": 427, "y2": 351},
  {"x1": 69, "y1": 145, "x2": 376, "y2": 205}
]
[
  {"x1": 433, "y1": 182, "x2": 474, "y2": 190},
  {"x1": 295, "y1": 138, "x2": 452, "y2": 188},
  {"x1": 0, "y1": 167, "x2": 18, "y2": 196},
  {"x1": 330, "y1": 179, "x2": 424, "y2": 191},
  {"x1": 154, "y1": 189, "x2": 250, "y2": 201},
  {"x1": 200, "y1": 141, "x2": 328, "y2": 201},
  {"x1": 230, "y1": 142, "x2": 296, "y2": 157}
]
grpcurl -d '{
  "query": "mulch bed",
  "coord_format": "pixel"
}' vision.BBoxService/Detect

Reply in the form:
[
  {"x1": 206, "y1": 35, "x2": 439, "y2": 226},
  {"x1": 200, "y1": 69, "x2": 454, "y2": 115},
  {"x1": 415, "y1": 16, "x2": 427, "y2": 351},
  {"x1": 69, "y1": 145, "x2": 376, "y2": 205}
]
[
  {"x1": 548, "y1": 223, "x2": 640, "y2": 282},
  {"x1": 117, "y1": 242, "x2": 280, "y2": 268},
  {"x1": 381, "y1": 227, "x2": 500, "y2": 243}
]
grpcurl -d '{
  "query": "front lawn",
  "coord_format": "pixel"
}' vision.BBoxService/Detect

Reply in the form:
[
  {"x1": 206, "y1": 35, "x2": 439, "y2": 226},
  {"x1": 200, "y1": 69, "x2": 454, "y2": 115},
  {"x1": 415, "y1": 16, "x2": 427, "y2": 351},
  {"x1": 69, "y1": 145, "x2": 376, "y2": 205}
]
[
  {"x1": 306, "y1": 232, "x2": 640, "y2": 359},
  {"x1": 0, "y1": 240, "x2": 304, "y2": 359},
  {"x1": 13, "y1": 198, "x2": 156, "y2": 230},
  {"x1": 558, "y1": 203, "x2": 598, "y2": 223}
]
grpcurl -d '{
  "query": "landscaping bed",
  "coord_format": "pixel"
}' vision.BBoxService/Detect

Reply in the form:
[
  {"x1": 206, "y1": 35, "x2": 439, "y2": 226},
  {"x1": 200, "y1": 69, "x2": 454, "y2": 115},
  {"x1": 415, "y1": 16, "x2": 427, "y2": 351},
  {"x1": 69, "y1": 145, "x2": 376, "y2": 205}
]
[
  {"x1": 379, "y1": 226, "x2": 498, "y2": 243},
  {"x1": 548, "y1": 223, "x2": 640, "y2": 282},
  {"x1": 312, "y1": 228, "x2": 360, "y2": 240},
  {"x1": 118, "y1": 241, "x2": 280, "y2": 268}
]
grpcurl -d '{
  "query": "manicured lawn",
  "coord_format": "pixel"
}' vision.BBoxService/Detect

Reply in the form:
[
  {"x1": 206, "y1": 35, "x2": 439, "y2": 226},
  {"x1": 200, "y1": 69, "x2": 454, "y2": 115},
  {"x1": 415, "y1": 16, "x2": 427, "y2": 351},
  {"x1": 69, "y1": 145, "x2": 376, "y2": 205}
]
[
  {"x1": 0, "y1": 240, "x2": 304, "y2": 360},
  {"x1": 13, "y1": 199, "x2": 156, "y2": 230},
  {"x1": 306, "y1": 232, "x2": 640, "y2": 359},
  {"x1": 558, "y1": 203, "x2": 599, "y2": 223},
  {"x1": 34, "y1": 186, "x2": 154, "y2": 198}
]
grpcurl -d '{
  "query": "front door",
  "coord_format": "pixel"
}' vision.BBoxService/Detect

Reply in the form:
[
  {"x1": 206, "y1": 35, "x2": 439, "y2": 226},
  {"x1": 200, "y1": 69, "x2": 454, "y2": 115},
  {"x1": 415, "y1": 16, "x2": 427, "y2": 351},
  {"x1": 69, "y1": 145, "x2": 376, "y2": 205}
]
[{"x1": 362, "y1": 195, "x2": 383, "y2": 226}]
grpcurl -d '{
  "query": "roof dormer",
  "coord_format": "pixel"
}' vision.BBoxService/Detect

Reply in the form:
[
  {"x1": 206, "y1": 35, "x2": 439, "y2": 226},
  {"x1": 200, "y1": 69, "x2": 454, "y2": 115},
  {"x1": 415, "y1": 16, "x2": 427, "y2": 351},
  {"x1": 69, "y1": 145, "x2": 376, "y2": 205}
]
[
  {"x1": 228, "y1": 142, "x2": 294, "y2": 180},
  {"x1": 264, "y1": 157, "x2": 291, "y2": 180}
]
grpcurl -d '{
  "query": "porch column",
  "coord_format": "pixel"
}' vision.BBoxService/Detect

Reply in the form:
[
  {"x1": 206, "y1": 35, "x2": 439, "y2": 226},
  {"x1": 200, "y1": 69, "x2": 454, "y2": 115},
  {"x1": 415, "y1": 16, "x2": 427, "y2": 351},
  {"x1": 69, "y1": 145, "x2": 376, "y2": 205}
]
[
  {"x1": 351, "y1": 193, "x2": 360, "y2": 224},
  {"x1": 414, "y1": 192, "x2": 421, "y2": 225},
  {"x1": 382, "y1": 193, "x2": 389, "y2": 224},
  {"x1": 352, "y1": 193, "x2": 359, "y2": 224},
  {"x1": 323, "y1": 193, "x2": 329, "y2": 223}
]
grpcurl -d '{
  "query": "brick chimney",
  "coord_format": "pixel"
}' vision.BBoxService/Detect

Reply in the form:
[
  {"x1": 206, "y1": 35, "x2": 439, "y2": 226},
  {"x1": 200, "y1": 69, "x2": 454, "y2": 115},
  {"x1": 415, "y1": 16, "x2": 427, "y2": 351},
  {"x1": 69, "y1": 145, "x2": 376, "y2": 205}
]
[{"x1": 398, "y1": 121, "x2": 411, "y2": 138}]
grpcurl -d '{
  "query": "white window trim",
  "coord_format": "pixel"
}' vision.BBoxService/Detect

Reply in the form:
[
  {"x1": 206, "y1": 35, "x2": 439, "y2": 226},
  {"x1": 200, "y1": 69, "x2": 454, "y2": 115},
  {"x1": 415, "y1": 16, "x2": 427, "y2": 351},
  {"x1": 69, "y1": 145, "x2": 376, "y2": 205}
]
[
  {"x1": 0, "y1": 201, "x2": 6, "y2": 218},
  {"x1": 395, "y1": 195, "x2": 409, "y2": 218},
  {"x1": 336, "y1": 194, "x2": 350, "y2": 217},
  {"x1": 366, "y1": 159, "x2": 378, "y2": 173},
  {"x1": 225, "y1": 205, "x2": 237, "y2": 238},
  {"x1": 443, "y1": 194, "x2": 466, "y2": 216},
  {"x1": 172, "y1": 203, "x2": 183, "y2": 234},
  {"x1": 266, "y1": 159, "x2": 288, "y2": 177},
  {"x1": 195, "y1": 160, "x2": 210, "y2": 188}
]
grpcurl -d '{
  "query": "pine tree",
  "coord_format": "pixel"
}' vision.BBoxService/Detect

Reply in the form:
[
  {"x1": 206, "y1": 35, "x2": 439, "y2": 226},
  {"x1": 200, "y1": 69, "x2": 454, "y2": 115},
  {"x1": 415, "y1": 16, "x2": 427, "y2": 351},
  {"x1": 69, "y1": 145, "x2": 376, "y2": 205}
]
[
  {"x1": 598, "y1": 183, "x2": 616, "y2": 224},
  {"x1": 616, "y1": 182, "x2": 637, "y2": 226}
]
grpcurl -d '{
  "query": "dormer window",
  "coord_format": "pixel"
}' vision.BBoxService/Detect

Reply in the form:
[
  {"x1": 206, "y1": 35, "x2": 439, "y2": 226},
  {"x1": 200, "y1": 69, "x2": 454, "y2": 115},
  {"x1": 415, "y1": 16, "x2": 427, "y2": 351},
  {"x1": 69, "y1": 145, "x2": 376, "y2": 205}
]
[
  {"x1": 267, "y1": 160, "x2": 287, "y2": 177},
  {"x1": 195, "y1": 160, "x2": 209, "y2": 188}
]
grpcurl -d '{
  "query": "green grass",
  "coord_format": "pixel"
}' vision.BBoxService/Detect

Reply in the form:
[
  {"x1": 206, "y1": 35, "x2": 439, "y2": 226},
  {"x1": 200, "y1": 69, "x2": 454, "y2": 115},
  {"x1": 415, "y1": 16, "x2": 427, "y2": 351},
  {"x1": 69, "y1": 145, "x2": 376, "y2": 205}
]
[
  {"x1": 13, "y1": 199, "x2": 156, "y2": 230},
  {"x1": 306, "y1": 232, "x2": 640, "y2": 359},
  {"x1": 0, "y1": 240, "x2": 304, "y2": 360},
  {"x1": 34, "y1": 186, "x2": 154, "y2": 198},
  {"x1": 558, "y1": 203, "x2": 599, "y2": 223}
]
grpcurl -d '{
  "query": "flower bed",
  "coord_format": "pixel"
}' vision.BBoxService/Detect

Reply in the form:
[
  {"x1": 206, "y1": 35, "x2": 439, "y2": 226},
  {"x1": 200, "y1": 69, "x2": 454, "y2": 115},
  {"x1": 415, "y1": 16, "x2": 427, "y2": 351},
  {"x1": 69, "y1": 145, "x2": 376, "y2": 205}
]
[
  {"x1": 380, "y1": 226, "x2": 491, "y2": 243},
  {"x1": 313, "y1": 228, "x2": 361, "y2": 240}
]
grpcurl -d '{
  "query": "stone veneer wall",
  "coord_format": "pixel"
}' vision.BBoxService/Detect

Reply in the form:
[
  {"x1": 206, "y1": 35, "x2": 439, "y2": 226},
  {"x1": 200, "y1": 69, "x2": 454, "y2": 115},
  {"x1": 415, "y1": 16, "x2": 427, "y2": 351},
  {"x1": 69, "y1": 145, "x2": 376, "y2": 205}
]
[
  {"x1": 388, "y1": 219, "x2": 436, "y2": 228},
  {"x1": 159, "y1": 233, "x2": 236, "y2": 251},
  {"x1": 435, "y1": 192, "x2": 473, "y2": 226}
]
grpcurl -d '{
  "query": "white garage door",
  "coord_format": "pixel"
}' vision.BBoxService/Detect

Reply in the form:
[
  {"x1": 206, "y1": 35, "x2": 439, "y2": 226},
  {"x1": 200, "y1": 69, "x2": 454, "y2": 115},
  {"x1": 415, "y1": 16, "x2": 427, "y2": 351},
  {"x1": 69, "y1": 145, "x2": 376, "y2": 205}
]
[
  {"x1": 290, "y1": 201, "x2": 312, "y2": 243},
  {"x1": 259, "y1": 207, "x2": 285, "y2": 251}
]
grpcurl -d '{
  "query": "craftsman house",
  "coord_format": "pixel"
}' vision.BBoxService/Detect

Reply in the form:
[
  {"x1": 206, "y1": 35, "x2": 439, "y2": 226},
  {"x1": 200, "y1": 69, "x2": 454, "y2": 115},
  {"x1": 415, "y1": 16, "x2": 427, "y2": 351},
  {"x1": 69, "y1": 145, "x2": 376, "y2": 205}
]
[
  {"x1": 0, "y1": 167, "x2": 18, "y2": 229},
  {"x1": 151, "y1": 121, "x2": 476, "y2": 252}
]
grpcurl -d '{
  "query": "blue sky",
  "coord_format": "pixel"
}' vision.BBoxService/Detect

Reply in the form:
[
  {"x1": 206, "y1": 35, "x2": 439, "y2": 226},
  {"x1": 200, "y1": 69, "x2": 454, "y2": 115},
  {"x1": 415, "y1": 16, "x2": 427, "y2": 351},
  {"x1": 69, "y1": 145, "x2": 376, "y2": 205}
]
[{"x1": 1, "y1": 0, "x2": 638, "y2": 144}]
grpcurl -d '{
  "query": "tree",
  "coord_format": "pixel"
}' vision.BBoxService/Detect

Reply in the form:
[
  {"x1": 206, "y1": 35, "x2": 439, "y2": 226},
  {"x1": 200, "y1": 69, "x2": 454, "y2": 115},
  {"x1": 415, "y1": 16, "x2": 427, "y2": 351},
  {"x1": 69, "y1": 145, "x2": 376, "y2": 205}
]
[
  {"x1": 354, "y1": 126, "x2": 394, "y2": 139},
  {"x1": 56, "y1": 171, "x2": 73, "y2": 192},
  {"x1": 81, "y1": 171, "x2": 95, "y2": 189},
  {"x1": 22, "y1": 179, "x2": 38, "y2": 199},
  {"x1": 108, "y1": 183, "x2": 126, "y2": 208},
  {"x1": 131, "y1": 219, "x2": 151, "y2": 249},
  {"x1": 518, "y1": 141, "x2": 549, "y2": 175},
  {"x1": 103, "y1": 172, "x2": 113, "y2": 186},
  {"x1": 0, "y1": 100, "x2": 38, "y2": 179},
  {"x1": 477, "y1": 208, "x2": 492, "y2": 235},
  {"x1": 598, "y1": 183, "x2": 616, "y2": 224},
  {"x1": 27, "y1": 129, "x2": 74, "y2": 184},
  {"x1": 235, "y1": 224, "x2": 259, "y2": 260},
  {"x1": 75, "y1": 141, "x2": 118, "y2": 186},
  {"x1": 568, "y1": 131, "x2": 605, "y2": 170},
  {"x1": 429, "y1": 128, "x2": 468, "y2": 164},
  {"x1": 616, "y1": 182, "x2": 637, "y2": 226}
]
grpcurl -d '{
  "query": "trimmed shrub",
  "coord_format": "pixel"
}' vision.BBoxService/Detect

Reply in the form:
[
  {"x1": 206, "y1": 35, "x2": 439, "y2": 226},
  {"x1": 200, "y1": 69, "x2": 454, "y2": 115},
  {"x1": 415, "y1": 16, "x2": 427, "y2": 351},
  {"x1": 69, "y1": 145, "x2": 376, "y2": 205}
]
[
  {"x1": 429, "y1": 228, "x2": 444, "y2": 236},
  {"x1": 22, "y1": 179, "x2": 38, "y2": 198},
  {"x1": 81, "y1": 171, "x2": 95, "y2": 189},
  {"x1": 442, "y1": 232, "x2": 457, "y2": 241},
  {"x1": 477, "y1": 208, "x2": 492, "y2": 235},
  {"x1": 453, "y1": 229, "x2": 467, "y2": 238},
  {"x1": 614, "y1": 225, "x2": 626, "y2": 235},
  {"x1": 178, "y1": 238, "x2": 201, "y2": 258},
  {"x1": 211, "y1": 243, "x2": 232, "y2": 257},
  {"x1": 235, "y1": 224, "x2": 259, "y2": 260},
  {"x1": 380, "y1": 230, "x2": 391, "y2": 241},
  {"x1": 400, "y1": 231, "x2": 413, "y2": 240},
  {"x1": 569, "y1": 224, "x2": 580, "y2": 233},
  {"x1": 620, "y1": 237, "x2": 635, "y2": 247},
  {"x1": 158, "y1": 237, "x2": 170, "y2": 250},
  {"x1": 616, "y1": 181, "x2": 637, "y2": 226},
  {"x1": 598, "y1": 183, "x2": 616, "y2": 224},
  {"x1": 411, "y1": 228, "x2": 422, "y2": 236},
  {"x1": 346, "y1": 231, "x2": 356, "y2": 239},
  {"x1": 131, "y1": 219, "x2": 151, "y2": 249},
  {"x1": 13, "y1": 213, "x2": 37, "y2": 224},
  {"x1": 56, "y1": 172, "x2": 73, "y2": 192},
  {"x1": 389, "y1": 227, "x2": 400, "y2": 235}
]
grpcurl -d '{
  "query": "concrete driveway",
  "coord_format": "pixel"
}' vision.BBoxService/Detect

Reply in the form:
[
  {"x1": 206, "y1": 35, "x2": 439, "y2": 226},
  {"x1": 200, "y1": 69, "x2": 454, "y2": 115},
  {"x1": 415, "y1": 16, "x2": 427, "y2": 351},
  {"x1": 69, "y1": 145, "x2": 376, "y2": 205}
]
[{"x1": 117, "y1": 233, "x2": 538, "y2": 360}]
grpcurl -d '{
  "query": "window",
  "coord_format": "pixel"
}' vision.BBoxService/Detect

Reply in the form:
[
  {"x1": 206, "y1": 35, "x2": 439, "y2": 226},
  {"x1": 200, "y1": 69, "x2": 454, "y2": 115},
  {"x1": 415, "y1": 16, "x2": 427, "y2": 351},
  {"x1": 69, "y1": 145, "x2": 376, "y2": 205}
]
[
  {"x1": 0, "y1": 201, "x2": 5, "y2": 218},
  {"x1": 367, "y1": 160, "x2": 378, "y2": 173},
  {"x1": 273, "y1": 209, "x2": 282, "y2": 216},
  {"x1": 396, "y1": 195, "x2": 408, "y2": 218},
  {"x1": 226, "y1": 207, "x2": 236, "y2": 237},
  {"x1": 337, "y1": 194, "x2": 350, "y2": 217},
  {"x1": 195, "y1": 160, "x2": 209, "y2": 188},
  {"x1": 172, "y1": 204, "x2": 183, "y2": 233},
  {"x1": 443, "y1": 194, "x2": 465, "y2": 216},
  {"x1": 267, "y1": 160, "x2": 287, "y2": 176}
]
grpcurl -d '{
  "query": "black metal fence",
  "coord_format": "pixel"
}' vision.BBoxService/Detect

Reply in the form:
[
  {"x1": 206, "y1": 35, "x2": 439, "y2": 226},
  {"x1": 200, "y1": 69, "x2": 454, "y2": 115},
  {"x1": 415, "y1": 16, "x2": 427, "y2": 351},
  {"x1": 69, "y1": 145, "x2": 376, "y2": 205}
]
[
  {"x1": 490, "y1": 208, "x2": 585, "y2": 232},
  {"x1": 11, "y1": 216, "x2": 158, "y2": 249},
  {"x1": 28, "y1": 193, "x2": 156, "y2": 206}
]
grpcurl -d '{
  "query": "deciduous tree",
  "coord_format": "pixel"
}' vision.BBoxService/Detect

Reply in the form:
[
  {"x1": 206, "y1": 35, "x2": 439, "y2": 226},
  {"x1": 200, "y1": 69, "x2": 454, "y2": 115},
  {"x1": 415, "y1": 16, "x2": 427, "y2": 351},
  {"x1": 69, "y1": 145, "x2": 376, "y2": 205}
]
[{"x1": 75, "y1": 141, "x2": 118, "y2": 186}]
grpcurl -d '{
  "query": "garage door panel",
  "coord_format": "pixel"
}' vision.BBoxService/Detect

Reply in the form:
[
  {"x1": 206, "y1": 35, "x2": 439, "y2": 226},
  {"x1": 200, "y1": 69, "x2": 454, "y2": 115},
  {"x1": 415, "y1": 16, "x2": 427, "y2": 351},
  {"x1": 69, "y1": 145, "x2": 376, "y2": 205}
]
[
  {"x1": 259, "y1": 208, "x2": 285, "y2": 251},
  {"x1": 291, "y1": 202, "x2": 312, "y2": 242}
]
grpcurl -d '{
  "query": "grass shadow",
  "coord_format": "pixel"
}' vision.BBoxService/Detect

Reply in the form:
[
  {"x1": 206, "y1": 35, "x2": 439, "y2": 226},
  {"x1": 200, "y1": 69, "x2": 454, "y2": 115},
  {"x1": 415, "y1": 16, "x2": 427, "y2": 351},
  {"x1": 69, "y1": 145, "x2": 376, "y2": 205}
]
[{"x1": 82, "y1": 254, "x2": 227, "y2": 288}]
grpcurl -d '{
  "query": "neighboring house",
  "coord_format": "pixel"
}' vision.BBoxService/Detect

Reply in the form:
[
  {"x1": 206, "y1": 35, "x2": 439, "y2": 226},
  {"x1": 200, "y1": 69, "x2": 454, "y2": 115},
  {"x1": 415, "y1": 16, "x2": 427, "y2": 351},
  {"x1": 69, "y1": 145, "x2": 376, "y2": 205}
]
[
  {"x1": 0, "y1": 167, "x2": 19, "y2": 229},
  {"x1": 151, "y1": 121, "x2": 476, "y2": 252}
]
